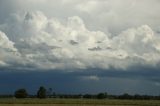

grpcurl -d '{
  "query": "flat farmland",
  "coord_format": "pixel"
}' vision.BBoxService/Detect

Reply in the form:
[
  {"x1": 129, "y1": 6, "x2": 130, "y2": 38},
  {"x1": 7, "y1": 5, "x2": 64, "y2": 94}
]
[
  {"x1": 0, "y1": 104, "x2": 158, "y2": 106},
  {"x1": 0, "y1": 99, "x2": 160, "y2": 106}
]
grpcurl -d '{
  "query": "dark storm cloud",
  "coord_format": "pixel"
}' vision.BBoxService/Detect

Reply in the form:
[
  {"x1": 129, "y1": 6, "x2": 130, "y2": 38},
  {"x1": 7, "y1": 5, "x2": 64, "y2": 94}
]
[{"x1": 0, "y1": 67, "x2": 160, "y2": 95}]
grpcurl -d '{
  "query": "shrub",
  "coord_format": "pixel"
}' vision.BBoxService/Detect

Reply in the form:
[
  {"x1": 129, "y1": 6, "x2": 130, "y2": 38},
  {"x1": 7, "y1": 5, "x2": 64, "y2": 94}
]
[{"x1": 14, "y1": 89, "x2": 28, "y2": 98}]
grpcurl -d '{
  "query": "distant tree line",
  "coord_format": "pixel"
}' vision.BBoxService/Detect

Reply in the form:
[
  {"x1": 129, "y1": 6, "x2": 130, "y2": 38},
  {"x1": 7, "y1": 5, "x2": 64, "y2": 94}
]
[
  {"x1": 1, "y1": 86, "x2": 160, "y2": 100},
  {"x1": 14, "y1": 86, "x2": 47, "y2": 99}
]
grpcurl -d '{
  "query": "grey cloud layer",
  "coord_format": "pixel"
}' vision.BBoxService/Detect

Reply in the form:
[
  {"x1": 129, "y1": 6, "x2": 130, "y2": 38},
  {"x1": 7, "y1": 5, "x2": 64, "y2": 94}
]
[
  {"x1": 0, "y1": 0, "x2": 160, "y2": 71},
  {"x1": 1, "y1": 0, "x2": 160, "y2": 33}
]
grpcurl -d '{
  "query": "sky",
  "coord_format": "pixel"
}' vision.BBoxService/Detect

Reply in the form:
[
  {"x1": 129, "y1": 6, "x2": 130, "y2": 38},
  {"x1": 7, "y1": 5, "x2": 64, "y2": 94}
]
[{"x1": 0, "y1": 0, "x2": 160, "y2": 95}]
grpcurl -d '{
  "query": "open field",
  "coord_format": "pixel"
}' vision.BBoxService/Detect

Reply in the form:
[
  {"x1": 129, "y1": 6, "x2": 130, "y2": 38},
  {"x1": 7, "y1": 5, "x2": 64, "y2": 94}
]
[
  {"x1": 0, "y1": 104, "x2": 158, "y2": 106},
  {"x1": 0, "y1": 99, "x2": 160, "y2": 106}
]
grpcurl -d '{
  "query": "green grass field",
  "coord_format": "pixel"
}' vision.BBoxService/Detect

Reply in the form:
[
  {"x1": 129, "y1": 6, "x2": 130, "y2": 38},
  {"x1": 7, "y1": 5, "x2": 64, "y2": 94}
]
[{"x1": 0, "y1": 98, "x2": 160, "y2": 106}]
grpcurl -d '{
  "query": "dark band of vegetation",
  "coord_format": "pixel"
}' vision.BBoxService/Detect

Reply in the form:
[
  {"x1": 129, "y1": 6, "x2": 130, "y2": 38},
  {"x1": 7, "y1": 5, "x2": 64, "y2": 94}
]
[
  {"x1": 0, "y1": 86, "x2": 160, "y2": 105},
  {"x1": 8, "y1": 86, "x2": 160, "y2": 100}
]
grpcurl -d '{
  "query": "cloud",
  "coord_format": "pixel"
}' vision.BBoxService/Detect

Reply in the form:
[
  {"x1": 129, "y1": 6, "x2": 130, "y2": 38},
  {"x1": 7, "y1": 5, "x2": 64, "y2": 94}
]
[
  {"x1": 0, "y1": 61, "x2": 7, "y2": 66},
  {"x1": 0, "y1": 0, "x2": 160, "y2": 72},
  {"x1": 1, "y1": 0, "x2": 160, "y2": 33},
  {"x1": 81, "y1": 75, "x2": 100, "y2": 81},
  {"x1": 0, "y1": 31, "x2": 17, "y2": 51},
  {"x1": 155, "y1": 82, "x2": 160, "y2": 86},
  {"x1": 59, "y1": 0, "x2": 160, "y2": 34},
  {"x1": 0, "y1": 10, "x2": 160, "y2": 71},
  {"x1": 0, "y1": 30, "x2": 20, "y2": 67}
]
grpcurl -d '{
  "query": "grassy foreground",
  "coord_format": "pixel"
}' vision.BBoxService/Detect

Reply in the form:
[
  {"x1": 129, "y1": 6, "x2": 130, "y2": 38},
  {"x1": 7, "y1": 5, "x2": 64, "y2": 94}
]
[{"x1": 0, "y1": 98, "x2": 160, "y2": 106}]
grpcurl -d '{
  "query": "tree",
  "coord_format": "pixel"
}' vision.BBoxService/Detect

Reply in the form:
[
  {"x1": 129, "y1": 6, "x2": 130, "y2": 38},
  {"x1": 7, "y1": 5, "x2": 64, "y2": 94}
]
[
  {"x1": 37, "y1": 86, "x2": 46, "y2": 98},
  {"x1": 97, "y1": 93, "x2": 107, "y2": 99},
  {"x1": 83, "y1": 94, "x2": 93, "y2": 99},
  {"x1": 119, "y1": 93, "x2": 132, "y2": 99},
  {"x1": 14, "y1": 89, "x2": 28, "y2": 98}
]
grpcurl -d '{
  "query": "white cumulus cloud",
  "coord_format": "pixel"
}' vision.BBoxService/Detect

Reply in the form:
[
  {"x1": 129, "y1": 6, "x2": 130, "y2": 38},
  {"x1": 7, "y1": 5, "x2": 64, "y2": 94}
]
[
  {"x1": 0, "y1": 31, "x2": 17, "y2": 51},
  {"x1": 0, "y1": 0, "x2": 160, "y2": 70}
]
